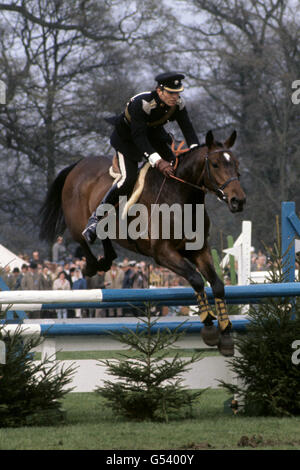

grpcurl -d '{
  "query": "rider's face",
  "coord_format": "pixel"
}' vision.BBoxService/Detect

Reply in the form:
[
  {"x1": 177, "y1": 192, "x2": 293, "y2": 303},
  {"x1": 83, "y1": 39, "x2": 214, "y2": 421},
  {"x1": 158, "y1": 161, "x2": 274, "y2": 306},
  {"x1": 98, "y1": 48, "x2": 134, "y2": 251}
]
[{"x1": 157, "y1": 88, "x2": 180, "y2": 106}]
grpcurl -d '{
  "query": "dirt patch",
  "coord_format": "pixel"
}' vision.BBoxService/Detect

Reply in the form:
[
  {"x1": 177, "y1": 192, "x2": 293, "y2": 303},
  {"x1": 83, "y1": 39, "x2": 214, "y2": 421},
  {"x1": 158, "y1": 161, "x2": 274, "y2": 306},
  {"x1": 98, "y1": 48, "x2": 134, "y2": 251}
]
[
  {"x1": 237, "y1": 435, "x2": 264, "y2": 448},
  {"x1": 180, "y1": 442, "x2": 214, "y2": 450},
  {"x1": 180, "y1": 435, "x2": 300, "y2": 450},
  {"x1": 237, "y1": 435, "x2": 300, "y2": 448}
]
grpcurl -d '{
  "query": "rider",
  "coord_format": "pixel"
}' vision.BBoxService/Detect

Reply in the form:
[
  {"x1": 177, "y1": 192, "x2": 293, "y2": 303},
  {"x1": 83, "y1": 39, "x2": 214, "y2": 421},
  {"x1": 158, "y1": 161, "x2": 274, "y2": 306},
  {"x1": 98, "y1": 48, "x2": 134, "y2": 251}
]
[{"x1": 82, "y1": 71, "x2": 200, "y2": 244}]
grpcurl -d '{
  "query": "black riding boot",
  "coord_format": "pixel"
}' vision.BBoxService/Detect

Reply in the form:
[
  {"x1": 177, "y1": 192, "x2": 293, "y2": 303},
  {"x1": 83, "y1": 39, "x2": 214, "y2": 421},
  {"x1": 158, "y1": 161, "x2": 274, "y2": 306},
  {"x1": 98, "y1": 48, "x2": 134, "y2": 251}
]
[{"x1": 82, "y1": 186, "x2": 120, "y2": 244}]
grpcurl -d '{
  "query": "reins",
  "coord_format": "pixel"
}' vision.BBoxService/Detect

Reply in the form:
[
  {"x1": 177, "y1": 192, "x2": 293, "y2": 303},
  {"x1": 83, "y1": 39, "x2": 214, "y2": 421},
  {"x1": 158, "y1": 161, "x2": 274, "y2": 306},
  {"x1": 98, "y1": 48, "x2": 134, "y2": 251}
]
[
  {"x1": 169, "y1": 173, "x2": 204, "y2": 191},
  {"x1": 169, "y1": 141, "x2": 204, "y2": 191}
]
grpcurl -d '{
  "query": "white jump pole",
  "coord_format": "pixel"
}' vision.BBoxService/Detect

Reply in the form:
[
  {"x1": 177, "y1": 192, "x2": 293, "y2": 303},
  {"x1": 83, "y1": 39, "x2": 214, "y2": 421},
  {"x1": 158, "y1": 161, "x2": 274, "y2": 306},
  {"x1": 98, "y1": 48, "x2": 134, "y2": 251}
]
[{"x1": 0, "y1": 289, "x2": 103, "y2": 304}]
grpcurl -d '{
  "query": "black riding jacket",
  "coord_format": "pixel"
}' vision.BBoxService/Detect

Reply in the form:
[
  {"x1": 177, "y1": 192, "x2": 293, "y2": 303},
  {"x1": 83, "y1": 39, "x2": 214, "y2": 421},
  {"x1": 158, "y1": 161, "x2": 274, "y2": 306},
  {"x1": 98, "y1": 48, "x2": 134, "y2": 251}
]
[{"x1": 113, "y1": 90, "x2": 199, "y2": 164}]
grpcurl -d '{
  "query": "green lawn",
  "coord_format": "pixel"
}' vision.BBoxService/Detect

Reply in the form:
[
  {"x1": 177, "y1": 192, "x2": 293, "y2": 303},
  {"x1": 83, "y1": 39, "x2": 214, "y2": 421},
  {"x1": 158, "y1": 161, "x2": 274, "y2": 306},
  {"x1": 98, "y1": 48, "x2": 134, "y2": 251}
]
[
  {"x1": 1, "y1": 390, "x2": 300, "y2": 450},
  {"x1": 55, "y1": 348, "x2": 219, "y2": 360},
  {"x1": 32, "y1": 348, "x2": 220, "y2": 361}
]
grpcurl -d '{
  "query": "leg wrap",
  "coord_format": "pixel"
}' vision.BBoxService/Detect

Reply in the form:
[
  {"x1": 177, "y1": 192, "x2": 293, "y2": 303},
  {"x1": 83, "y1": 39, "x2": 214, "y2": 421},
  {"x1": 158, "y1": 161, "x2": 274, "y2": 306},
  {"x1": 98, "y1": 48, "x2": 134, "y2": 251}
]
[
  {"x1": 197, "y1": 291, "x2": 217, "y2": 324},
  {"x1": 215, "y1": 298, "x2": 232, "y2": 331}
]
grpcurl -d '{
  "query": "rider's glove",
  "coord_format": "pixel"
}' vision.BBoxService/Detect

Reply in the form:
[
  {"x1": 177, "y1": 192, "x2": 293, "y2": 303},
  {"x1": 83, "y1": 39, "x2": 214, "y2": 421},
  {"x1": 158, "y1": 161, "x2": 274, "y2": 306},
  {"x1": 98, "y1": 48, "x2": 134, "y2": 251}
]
[{"x1": 156, "y1": 159, "x2": 175, "y2": 178}]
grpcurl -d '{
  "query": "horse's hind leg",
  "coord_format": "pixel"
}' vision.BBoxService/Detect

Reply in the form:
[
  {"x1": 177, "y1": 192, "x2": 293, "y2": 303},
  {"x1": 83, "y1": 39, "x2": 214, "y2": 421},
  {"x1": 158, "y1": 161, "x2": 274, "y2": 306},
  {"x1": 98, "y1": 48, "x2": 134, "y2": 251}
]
[
  {"x1": 69, "y1": 213, "x2": 117, "y2": 276},
  {"x1": 78, "y1": 238, "x2": 116, "y2": 277},
  {"x1": 77, "y1": 239, "x2": 102, "y2": 277},
  {"x1": 98, "y1": 238, "x2": 117, "y2": 272},
  {"x1": 186, "y1": 245, "x2": 234, "y2": 356},
  {"x1": 153, "y1": 242, "x2": 218, "y2": 347}
]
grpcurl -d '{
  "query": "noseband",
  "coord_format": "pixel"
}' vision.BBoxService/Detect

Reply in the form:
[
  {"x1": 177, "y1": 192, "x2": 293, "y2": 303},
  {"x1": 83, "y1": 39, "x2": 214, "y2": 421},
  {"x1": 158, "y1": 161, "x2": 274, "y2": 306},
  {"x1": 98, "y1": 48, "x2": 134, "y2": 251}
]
[{"x1": 204, "y1": 149, "x2": 239, "y2": 202}]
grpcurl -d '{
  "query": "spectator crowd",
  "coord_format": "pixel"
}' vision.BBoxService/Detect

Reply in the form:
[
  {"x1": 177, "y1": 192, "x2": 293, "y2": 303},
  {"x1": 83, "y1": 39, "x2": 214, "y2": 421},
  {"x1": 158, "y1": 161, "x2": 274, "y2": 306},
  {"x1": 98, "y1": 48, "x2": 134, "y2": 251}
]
[
  {"x1": 1, "y1": 236, "x2": 282, "y2": 320},
  {"x1": 0, "y1": 236, "x2": 189, "y2": 319}
]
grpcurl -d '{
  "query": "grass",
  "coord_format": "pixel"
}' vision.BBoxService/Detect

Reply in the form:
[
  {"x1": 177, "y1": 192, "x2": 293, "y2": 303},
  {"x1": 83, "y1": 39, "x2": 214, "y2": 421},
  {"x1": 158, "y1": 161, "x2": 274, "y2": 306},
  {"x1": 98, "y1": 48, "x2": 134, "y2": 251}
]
[
  {"x1": 33, "y1": 348, "x2": 220, "y2": 360},
  {"x1": 1, "y1": 390, "x2": 300, "y2": 450}
]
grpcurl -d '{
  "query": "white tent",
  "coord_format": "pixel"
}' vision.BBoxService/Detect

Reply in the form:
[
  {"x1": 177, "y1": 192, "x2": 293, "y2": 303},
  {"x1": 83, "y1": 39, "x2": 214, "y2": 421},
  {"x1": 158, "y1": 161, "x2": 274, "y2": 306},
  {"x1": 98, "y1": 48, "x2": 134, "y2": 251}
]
[{"x1": 0, "y1": 244, "x2": 29, "y2": 271}]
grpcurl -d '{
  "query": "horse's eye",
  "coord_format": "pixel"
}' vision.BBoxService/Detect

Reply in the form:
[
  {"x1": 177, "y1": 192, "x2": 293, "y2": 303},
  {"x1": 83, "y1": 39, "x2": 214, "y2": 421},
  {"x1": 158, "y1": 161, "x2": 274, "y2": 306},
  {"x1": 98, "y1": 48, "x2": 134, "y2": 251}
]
[{"x1": 212, "y1": 162, "x2": 218, "y2": 168}]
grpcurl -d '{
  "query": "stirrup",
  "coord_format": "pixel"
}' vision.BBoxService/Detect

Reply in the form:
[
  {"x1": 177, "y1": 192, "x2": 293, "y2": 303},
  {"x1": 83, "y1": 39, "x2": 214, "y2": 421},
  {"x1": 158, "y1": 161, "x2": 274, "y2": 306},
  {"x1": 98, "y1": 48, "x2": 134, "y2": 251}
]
[
  {"x1": 82, "y1": 213, "x2": 99, "y2": 244},
  {"x1": 82, "y1": 223, "x2": 98, "y2": 244}
]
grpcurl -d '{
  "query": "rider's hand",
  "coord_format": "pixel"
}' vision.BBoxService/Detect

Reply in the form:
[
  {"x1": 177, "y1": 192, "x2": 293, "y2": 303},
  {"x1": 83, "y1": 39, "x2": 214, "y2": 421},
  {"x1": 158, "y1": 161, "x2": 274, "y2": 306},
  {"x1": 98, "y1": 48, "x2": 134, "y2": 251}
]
[{"x1": 156, "y1": 159, "x2": 174, "y2": 178}]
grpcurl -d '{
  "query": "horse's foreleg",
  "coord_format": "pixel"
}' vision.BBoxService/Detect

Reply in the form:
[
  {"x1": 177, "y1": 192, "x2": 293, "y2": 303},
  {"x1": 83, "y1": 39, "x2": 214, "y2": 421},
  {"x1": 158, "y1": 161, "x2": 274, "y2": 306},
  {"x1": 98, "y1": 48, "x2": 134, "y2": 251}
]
[
  {"x1": 153, "y1": 242, "x2": 218, "y2": 347},
  {"x1": 186, "y1": 245, "x2": 234, "y2": 356}
]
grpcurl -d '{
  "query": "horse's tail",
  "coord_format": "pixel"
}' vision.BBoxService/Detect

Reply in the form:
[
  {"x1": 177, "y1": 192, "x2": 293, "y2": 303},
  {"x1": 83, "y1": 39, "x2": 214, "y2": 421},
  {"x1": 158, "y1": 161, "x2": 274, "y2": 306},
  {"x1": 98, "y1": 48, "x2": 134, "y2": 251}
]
[{"x1": 39, "y1": 160, "x2": 81, "y2": 243}]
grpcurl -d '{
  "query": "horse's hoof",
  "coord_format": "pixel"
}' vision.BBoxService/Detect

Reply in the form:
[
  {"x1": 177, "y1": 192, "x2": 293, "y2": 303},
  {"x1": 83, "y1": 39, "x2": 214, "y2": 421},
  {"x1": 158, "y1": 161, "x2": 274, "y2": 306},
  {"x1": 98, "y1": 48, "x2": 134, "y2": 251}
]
[
  {"x1": 218, "y1": 331, "x2": 234, "y2": 357},
  {"x1": 201, "y1": 324, "x2": 219, "y2": 347},
  {"x1": 83, "y1": 266, "x2": 98, "y2": 277},
  {"x1": 97, "y1": 257, "x2": 113, "y2": 272}
]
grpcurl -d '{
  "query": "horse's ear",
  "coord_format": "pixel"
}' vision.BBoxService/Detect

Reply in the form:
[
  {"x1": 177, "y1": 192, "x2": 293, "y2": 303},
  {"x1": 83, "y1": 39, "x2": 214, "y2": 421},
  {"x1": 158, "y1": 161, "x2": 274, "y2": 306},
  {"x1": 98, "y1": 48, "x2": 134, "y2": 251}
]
[
  {"x1": 224, "y1": 130, "x2": 237, "y2": 148},
  {"x1": 205, "y1": 130, "x2": 214, "y2": 149}
]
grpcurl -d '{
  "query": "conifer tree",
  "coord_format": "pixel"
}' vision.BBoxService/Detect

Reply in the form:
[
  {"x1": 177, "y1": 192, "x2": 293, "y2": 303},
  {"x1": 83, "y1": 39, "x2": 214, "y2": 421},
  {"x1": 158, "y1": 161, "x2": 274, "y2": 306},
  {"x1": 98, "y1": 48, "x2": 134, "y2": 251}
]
[
  {"x1": 221, "y1": 240, "x2": 300, "y2": 416},
  {"x1": 0, "y1": 322, "x2": 76, "y2": 427},
  {"x1": 96, "y1": 305, "x2": 204, "y2": 422}
]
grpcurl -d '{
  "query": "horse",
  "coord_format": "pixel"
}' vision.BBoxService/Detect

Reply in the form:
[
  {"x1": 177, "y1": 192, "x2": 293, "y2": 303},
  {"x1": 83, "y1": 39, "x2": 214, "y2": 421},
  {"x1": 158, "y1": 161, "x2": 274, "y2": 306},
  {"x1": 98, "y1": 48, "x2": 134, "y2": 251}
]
[{"x1": 39, "y1": 130, "x2": 246, "y2": 356}]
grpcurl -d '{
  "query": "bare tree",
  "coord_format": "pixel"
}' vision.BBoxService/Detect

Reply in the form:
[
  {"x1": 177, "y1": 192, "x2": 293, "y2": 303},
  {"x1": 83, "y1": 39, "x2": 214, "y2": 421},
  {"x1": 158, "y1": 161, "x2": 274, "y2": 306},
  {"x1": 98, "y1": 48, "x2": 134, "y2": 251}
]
[
  {"x1": 0, "y1": 0, "x2": 169, "y2": 252},
  {"x1": 164, "y1": 0, "x2": 300, "y2": 248}
]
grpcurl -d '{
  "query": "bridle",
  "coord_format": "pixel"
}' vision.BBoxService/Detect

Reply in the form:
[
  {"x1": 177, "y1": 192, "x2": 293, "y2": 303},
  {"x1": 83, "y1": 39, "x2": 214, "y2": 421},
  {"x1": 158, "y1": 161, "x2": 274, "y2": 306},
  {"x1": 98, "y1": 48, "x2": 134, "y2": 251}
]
[
  {"x1": 170, "y1": 147, "x2": 239, "y2": 203},
  {"x1": 203, "y1": 149, "x2": 239, "y2": 202}
]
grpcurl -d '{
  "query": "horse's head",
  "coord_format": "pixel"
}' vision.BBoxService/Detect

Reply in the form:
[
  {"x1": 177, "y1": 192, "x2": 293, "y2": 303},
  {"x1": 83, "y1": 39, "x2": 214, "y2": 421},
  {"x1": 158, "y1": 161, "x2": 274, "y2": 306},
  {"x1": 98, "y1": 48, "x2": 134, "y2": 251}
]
[{"x1": 202, "y1": 130, "x2": 246, "y2": 213}]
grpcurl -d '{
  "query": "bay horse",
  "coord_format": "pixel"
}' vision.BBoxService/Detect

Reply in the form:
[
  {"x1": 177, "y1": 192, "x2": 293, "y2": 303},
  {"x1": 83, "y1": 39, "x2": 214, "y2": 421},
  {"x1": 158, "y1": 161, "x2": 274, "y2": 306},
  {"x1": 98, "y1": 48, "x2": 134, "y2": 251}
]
[{"x1": 39, "y1": 130, "x2": 246, "y2": 355}]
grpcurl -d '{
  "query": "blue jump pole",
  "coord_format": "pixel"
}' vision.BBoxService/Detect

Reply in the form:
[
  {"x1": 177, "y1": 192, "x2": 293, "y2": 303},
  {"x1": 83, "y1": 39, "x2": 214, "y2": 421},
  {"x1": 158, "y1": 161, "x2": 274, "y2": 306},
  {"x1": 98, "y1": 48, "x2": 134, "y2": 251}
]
[
  {"x1": 281, "y1": 201, "x2": 300, "y2": 282},
  {"x1": 1, "y1": 282, "x2": 299, "y2": 313},
  {"x1": 38, "y1": 316, "x2": 250, "y2": 337}
]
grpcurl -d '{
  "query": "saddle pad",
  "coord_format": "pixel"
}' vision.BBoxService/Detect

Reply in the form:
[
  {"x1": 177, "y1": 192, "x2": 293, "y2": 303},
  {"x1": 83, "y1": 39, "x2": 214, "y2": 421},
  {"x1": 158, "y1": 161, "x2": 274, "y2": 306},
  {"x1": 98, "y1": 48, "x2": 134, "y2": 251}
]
[
  {"x1": 108, "y1": 158, "x2": 151, "y2": 218},
  {"x1": 108, "y1": 155, "x2": 122, "y2": 183}
]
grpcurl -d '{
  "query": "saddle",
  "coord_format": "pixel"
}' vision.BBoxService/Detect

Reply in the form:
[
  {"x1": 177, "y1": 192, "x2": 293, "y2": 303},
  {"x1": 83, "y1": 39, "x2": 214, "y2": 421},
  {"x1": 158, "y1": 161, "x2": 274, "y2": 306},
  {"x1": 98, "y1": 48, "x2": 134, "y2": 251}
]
[
  {"x1": 109, "y1": 155, "x2": 151, "y2": 218},
  {"x1": 108, "y1": 140, "x2": 188, "y2": 218}
]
